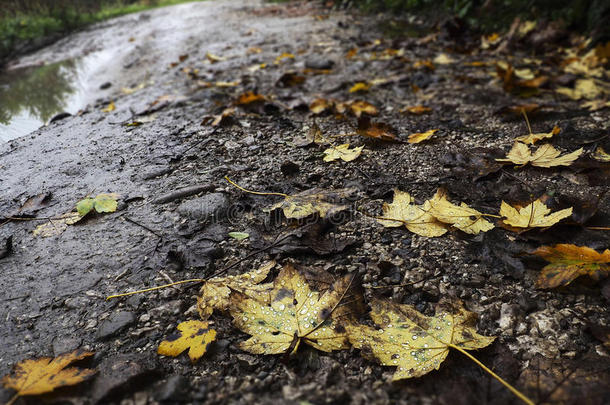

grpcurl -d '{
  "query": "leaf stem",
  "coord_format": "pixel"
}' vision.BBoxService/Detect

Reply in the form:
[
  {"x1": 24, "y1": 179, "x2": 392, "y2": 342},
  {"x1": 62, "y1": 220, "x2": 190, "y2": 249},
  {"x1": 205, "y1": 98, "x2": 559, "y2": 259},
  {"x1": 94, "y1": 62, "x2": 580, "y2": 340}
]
[
  {"x1": 521, "y1": 108, "x2": 533, "y2": 135},
  {"x1": 106, "y1": 279, "x2": 205, "y2": 300},
  {"x1": 451, "y1": 344, "x2": 534, "y2": 405},
  {"x1": 5, "y1": 393, "x2": 19, "y2": 405},
  {"x1": 225, "y1": 176, "x2": 288, "y2": 197}
]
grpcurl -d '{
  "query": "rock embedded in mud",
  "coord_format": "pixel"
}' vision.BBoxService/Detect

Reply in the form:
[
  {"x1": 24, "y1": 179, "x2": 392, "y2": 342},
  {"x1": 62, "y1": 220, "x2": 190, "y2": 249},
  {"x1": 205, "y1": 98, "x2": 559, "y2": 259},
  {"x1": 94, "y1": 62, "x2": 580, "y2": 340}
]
[
  {"x1": 177, "y1": 193, "x2": 230, "y2": 221},
  {"x1": 305, "y1": 56, "x2": 335, "y2": 70}
]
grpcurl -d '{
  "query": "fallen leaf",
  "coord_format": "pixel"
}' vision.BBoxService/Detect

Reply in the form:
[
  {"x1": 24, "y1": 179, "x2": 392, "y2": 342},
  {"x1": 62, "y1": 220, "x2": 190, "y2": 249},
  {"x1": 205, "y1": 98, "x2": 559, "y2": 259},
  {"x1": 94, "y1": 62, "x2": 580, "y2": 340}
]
[
  {"x1": 357, "y1": 117, "x2": 398, "y2": 141},
  {"x1": 413, "y1": 60, "x2": 435, "y2": 70},
  {"x1": 496, "y1": 143, "x2": 583, "y2": 167},
  {"x1": 323, "y1": 144, "x2": 364, "y2": 162},
  {"x1": 230, "y1": 264, "x2": 360, "y2": 354},
  {"x1": 76, "y1": 193, "x2": 119, "y2": 217},
  {"x1": 348, "y1": 100, "x2": 378, "y2": 117},
  {"x1": 349, "y1": 82, "x2": 371, "y2": 93},
  {"x1": 1, "y1": 349, "x2": 95, "y2": 397},
  {"x1": 481, "y1": 32, "x2": 502, "y2": 49},
  {"x1": 433, "y1": 53, "x2": 455, "y2": 65},
  {"x1": 533, "y1": 244, "x2": 610, "y2": 288},
  {"x1": 500, "y1": 199, "x2": 572, "y2": 228},
  {"x1": 277, "y1": 72, "x2": 306, "y2": 87},
  {"x1": 592, "y1": 147, "x2": 610, "y2": 162},
  {"x1": 197, "y1": 261, "x2": 275, "y2": 319},
  {"x1": 32, "y1": 212, "x2": 82, "y2": 237},
  {"x1": 428, "y1": 189, "x2": 494, "y2": 234},
  {"x1": 309, "y1": 98, "x2": 333, "y2": 114},
  {"x1": 235, "y1": 91, "x2": 267, "y2": 106},
  {"x1": 158, "y1": 320, "x2": 217, "y2": 362},
  {"x1": 377, "y1": 189, "x2": 447, "y2": 237},
  {"x1": 267, "y1": 187, "x2": 357, "y2": 219},
  {"x1": 407, "y1": 129, "x2": 438, "y2": 144},
  {"x1": 209, "y1": 108, "x2": 235, "y2": 126},
  {"x1": 293, "y1": 123, "x2": 329, "y2": 147},
  {"x1": 101, "y1": 101, "x2": 115, "y2": 112},
  {"x1": 274, "y1": 52, "x2": 295, "y2": 64},
  {"x1": 556, "y1": 78, "x2": 610, "y2": 100},
  {"x1": 582, "y1": 99, "x2": 610, "y2": 111},
  {"x1": 206, "y1": 52, "x2": 226, "y2": 63},
  {"x1": 515, "y1": 126, "x2": 561, "y2": 145},
  {"x1": 347, "y1": 298, "x2": 495, "y2": 380},
  {"x1": 400, "y1": 105, "x2": 431, "y2": 115}
]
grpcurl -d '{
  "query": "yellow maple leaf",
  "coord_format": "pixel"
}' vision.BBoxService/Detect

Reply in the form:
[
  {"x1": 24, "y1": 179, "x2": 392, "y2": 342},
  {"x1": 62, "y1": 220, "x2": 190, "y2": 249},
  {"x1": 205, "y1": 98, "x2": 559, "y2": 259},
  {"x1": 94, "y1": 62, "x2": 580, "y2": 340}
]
[
  {"x1": 274, "y1": 52, "x2": 295, "y2": 64},
  {"x1": 496, "y1": 143, "x2": 582, "y2": 167},
  {"x1": 323, "y1": 144, "x2": 364, "y2": 162},
  {"x1": 349, "y1": 82, "x2": 371, "y2": 93},
  {"x1": 400, "y1": 105, "x2": 431, "y2": 115},
  {"x1": 377, "y1": 189, "x2": 447, "y2": 237},
  {"x1": 32, "y1": 212, "x2": 81, "y2": 237},
  {"x1": 267, "y1": 187, "x2": 357, "y2": 219},
  {"x1": 433, "y1": 53, "x2": 455, "y2": 65},
  {"x1": 347, "y1": 298, "x2": 495, "y2": 380},
  {"x1": 556, "y1": 78, "x2": 609, "y2": 100},
  {"x1": 348, "y1": 100, "x2": 378, "y2": 117},
  {"x1": 230, "y1": 264, "x2": 361, "y2": 354},
  {"x1": 2, "y1": 349, "x2": 96, "y2": 398},
  {"x1": 197, "y1": 261, "x2": 275, "y2": 319},
  {"x1": 500, "y1": 199, "x2": 572, "y2": 228},
  {"x1": 533, "y1": 244, "x2": 610, "y2": 289},
  {"x1": 408, "y1": 129, "x2": 438, "y2": 144},
  {"x1": 206, "y1": 52, "x2": 226, "y2": 63},
  {"x1": 428, "y1": 189, "x2": 494, "y2": 234},
  {"x1": 515, "y1": 126, "x2": 561, "y2": 145},
  {"x1": 310, "y1": 98, "x2": 333, "y2": 114},
  {"x1": 158, "y1": 320, "x2": 217, "y2": 362},
  {"x1": 235, "y1": 91, "x2": 266, "y2": 106}
]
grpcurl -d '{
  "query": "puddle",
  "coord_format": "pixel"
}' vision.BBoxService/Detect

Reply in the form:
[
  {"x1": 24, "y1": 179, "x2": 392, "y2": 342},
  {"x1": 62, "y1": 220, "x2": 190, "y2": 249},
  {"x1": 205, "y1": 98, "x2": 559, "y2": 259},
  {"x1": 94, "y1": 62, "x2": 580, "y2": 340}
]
[{"x1": 0, "y1": 49, "x2": 114, "y2": 142}]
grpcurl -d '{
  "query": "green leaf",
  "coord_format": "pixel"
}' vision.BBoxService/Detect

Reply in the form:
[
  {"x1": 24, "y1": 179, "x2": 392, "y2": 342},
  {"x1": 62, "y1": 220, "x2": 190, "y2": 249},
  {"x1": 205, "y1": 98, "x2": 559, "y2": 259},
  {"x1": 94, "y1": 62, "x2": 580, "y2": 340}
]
[
  {"x1": 76, "y1": 199, "x2": 95, "y2": 216},
  {"x1": 228, "y1": 232, "x2": 249, "y2": 240},
  {"x1": 94, "y1": 193, "x2": 118, "y2": 213}
]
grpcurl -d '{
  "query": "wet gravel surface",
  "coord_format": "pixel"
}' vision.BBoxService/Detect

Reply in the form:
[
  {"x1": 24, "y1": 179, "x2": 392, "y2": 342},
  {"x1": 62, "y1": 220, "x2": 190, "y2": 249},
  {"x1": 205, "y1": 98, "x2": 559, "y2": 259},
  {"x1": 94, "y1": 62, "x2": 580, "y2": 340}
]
[{"x1": 1, "y1": 1, "x2": 609, "y2": 404}]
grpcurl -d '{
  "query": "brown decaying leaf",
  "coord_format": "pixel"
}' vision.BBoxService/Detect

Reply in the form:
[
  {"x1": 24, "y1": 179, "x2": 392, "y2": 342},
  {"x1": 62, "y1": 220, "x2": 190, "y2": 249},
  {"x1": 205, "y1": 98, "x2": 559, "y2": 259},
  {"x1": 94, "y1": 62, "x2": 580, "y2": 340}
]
[
  {"x1": 357, "y1": 117, "x2": 398, "y2": 141},
  {"x1": 2, "y1": 349, "x2": 96, "y2": 397},
  {"x1": 235, "y1": 92, "x2": 266, "y2": 106},
  {"x1": 230, "y1": 264, "x2": 361, "y2": 355},
  {"x1": 400, "y1": 105, "x2": 432, "y2": 115},
  {"x1": 533, "y1": 244, "x2": 610, "y2": 289},
  {"x1": 267, "y1": 187, "x2": 358, "y2": 220}
]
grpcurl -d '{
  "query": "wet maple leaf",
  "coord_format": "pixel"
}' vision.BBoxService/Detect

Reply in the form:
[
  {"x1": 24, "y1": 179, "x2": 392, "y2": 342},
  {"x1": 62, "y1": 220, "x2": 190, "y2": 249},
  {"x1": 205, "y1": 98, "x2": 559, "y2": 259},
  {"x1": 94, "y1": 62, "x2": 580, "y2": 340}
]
[
  {"x1": 197, "y1": 261, "x2": 275, "y2": 319},
  {"x1": 496, "y1": 143, "x2": 582, "y2": 167},
  {"x1": 428, "y1": 189, "x2": 494, "y2": 234},
  {"x1": 515, "y1": 126, "x2": 561, "y2": 145},
  {"x1": 2, "y1": 349, "x2": 96, "y2": 397},
  {"x1": 230, "y1": 264, "x2": 360, "y2": 354},
  {"x1": 357, "y1": 117, "x2": 398, "y2": 141},
  {"x1": 158, "y1": 320, "x2": 217, "y2": 362},
  {"x1": 533, "y1": 244, "x2": 610, "y2": 288},
  {"x1": 323, "y1": 144, "x2": 364, "y2": 162},
  {"x1": 347, "y1": 298, "x2": 495, "y2": 380},
  {"x1": 500, "y1": 199, "x2": 572, "y2": 228},
  {"x1": 76, "y1": 193, "x2": 119, "y2": 216},
  {"x1": 592, "y1": 147, "x2": 610, "y2": 162},
  {"x1": 408, "y1": 129, "x2": 438, "y2": 144},
  {"x1": 377, "y1": 189, "x2": 447, "y2": 237},
  {"x1": 32, "y1": 212, "x2": 81, "y2": 237},
  {"x1": 267, "y1": 187, "x2": 357, "y2": 219}
]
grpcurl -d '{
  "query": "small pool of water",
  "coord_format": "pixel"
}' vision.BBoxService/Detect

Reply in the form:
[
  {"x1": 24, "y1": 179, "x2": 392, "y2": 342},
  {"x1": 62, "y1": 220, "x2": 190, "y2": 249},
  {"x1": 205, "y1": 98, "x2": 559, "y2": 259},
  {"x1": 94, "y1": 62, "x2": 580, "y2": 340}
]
[{"x1": 0, "y1": 49, "x2": 113, "y2": 142}]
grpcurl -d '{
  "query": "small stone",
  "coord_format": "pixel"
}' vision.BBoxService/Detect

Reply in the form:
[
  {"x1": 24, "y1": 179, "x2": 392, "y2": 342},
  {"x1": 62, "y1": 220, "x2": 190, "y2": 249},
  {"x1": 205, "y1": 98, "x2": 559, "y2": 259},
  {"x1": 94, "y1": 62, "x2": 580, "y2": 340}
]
[
  {"x1": 52, "y1": 336, "x2": 82, "y2": 356},
  {"x1": 100, "y1": 82, "x2": 112, "y2": 90},
  {"x1": 177, "y1": 193, "x2": 229, "y2": 220},
  {"x1": 96, "y1": 311, "x2": 136, "y2": 340},
  {"x1": 305, "y1": 56, "x2": 334, "y2": 70},
  {"x1": 154, "y1": 375, "x2": 189, "y2": 402}
]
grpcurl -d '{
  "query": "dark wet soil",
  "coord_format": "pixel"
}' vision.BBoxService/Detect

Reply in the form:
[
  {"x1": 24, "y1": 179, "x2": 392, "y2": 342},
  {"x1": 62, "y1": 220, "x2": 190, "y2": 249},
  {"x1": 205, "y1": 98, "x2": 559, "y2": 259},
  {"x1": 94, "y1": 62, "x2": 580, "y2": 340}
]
[{"x1": 1, "y1": 1, "x2": 609, "y2": 404}]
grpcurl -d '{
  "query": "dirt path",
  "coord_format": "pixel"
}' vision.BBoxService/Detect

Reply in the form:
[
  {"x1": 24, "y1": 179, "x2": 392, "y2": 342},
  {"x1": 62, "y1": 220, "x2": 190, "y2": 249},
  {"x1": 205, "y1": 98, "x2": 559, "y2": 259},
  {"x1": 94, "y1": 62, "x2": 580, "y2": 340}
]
[{"x1": 1, "y1": 0, "x2": 609, "y2": 404}]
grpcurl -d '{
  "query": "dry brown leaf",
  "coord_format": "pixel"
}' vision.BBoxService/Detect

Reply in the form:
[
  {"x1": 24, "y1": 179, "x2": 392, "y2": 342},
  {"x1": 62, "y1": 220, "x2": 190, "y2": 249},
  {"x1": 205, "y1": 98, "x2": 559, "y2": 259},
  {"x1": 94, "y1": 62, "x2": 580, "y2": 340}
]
[
  {"x1": 357, "y1": 117, "x2": 398, "y2": 142},
  {"x1": 267, "y1": 187, "x2": 357, "y2": 220}
]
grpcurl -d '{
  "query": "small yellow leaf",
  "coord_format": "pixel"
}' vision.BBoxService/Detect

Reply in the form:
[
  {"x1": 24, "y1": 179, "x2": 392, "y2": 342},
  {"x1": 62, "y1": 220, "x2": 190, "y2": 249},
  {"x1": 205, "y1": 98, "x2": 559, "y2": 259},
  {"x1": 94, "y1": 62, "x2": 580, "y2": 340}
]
[
  {"x1": 348, "y1": 100, "x2": 378, "y2": 117},
  {"x1": 32, "y1": 212, "x2": 81, "y2": 237},
  {"x1": 496, "y1": 143, "x2": 582, "y2": 167},
  {"x1": 101, "y1": 101, "x2": 115, "y2": 112},
  {"x1": 2, "y1": 349, "x2": 95, "y2": 396},
  {"x1": 533, "y1": 244, "x2": 610, "y2": 289},
  {"x1": 400, "y1": 105, "x2": 431, "y2": 115},
  {"x1": 515, "y1": 126, "x2": 560, "y2": 145},
  {"x1": 206, "y1": 52, "x2": 226, "y2": 63},
  {"x1": 274, "y1": 52, "x2": 295, "y2": 64},
  {"x1": 408, "y1": 129, "x2": 438, "y2": 144},
  {"x1": 235, "y1": 91, "x2": 266, "y2": 106},
  {"x1": 500, "y1": 199, "x2": 572, "y2": 228},
  {"x1": 158, "y1": 320, "x2": 217, "y2": 362},
  {"x1": 349, "y1": 82, "x2": 371, "y2": 93},
  {"x1": 323, "y1": 144, "x2": 364, "y2": 162},
  {"x1": 310, "y1": 98, "x2": 333, "y2": 114},
  {"x1": 377, "y1": 189, "x2": 447, "y2": 237},
  {"x1": 433, "y1": 53, "x2": 455, "y2": 65},
  {"x1": 592, "y1": 147, "x2": 610, "y2": 162}
]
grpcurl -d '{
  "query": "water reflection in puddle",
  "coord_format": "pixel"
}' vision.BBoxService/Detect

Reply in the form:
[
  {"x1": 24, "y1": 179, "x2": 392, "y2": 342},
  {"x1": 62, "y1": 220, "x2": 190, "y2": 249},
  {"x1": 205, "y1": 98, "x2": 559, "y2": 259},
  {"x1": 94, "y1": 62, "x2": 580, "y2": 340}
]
[{"x1": 0, "y1": 49, "x2": 112, "y2": 142}]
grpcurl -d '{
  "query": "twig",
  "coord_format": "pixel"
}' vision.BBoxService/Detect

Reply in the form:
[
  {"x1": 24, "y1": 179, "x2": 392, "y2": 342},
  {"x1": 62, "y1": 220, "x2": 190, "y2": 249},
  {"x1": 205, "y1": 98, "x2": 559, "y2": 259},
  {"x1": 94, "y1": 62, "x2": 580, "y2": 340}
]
[
  {"x1": 123, "y1": 215, "x2": 162, "y2": 238},
  {"x1": 225, "y1": 176, "x2": 288, "y2": 197}
]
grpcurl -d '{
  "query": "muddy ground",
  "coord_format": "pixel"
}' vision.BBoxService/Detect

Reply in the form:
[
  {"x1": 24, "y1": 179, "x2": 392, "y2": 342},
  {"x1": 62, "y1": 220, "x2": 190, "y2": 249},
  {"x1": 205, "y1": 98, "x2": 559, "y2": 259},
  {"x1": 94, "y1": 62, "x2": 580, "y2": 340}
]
[{"x1": 1, "y1": 0, "x2": 610, "y2": 404}]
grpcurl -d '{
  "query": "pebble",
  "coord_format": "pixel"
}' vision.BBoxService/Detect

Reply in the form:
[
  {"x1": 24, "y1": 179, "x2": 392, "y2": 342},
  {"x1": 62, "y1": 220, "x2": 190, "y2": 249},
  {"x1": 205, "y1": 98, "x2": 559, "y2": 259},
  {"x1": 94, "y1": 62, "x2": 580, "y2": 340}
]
[
  {"x1": 177, "y1": 193, "x2": 229, "y2": 220},
  {"x1": 96, "y1": 310, "x2": 136, "y2": 340}
]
